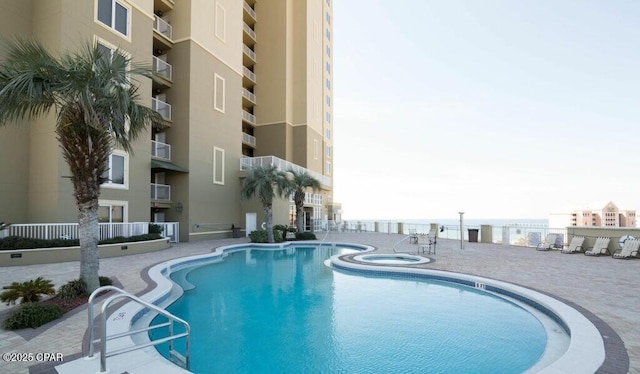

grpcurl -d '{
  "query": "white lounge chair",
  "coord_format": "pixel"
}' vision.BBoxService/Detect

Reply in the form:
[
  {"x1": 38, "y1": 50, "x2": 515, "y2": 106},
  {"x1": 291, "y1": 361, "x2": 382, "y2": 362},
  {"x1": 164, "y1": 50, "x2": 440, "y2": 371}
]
[
  {"x1": 408, "y1": 229, "x2": 418, "y2": 244},
  {"x1": 561, "y1": 236, "x2": 585, "y2": 254},
  {"x1": 417, "y1": 234, "x2": 435, "y2": 255},
  {"x1": 584, "y1": 237, "x2": 611, "y2": 256},
  {"x1": 612, "y1": 238, "x2": 640, "y2": 259},
  {"x1": 536, "y1": 233, "x2": 559, "y2": 251}
]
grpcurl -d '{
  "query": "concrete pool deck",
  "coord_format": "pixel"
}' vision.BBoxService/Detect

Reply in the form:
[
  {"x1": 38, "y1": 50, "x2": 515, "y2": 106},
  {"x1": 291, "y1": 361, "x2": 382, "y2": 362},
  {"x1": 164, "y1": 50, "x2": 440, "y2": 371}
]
[{"x1": 0, "y1": 232, "x2": 636, "y2": 373}]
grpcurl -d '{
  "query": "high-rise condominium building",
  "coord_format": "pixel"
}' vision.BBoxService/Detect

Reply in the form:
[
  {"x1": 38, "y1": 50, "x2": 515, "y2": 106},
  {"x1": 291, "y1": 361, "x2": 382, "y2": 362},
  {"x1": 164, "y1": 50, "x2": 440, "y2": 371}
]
[{"x1": 0, "y1": 0, "x2": 338, "y2": 241}]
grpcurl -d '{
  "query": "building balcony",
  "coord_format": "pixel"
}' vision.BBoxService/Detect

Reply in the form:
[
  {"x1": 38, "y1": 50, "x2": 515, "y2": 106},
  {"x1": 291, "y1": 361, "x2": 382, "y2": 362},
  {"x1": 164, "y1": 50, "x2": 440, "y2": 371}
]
[
  {"x1": 153, "y1": 0, "x2": 174, "y2": 13},
  {"x1": 243, "y1": 66, "x2": 256, "y2": 85},
  {"x1": 242, "y1": 133, "x2": 256, "y2": 147},
  {"x1": 151, "y1": 183, "x2": 171, "y2": 201},
  {"x1": 151, "y1": 140, "x2": 171, "y2": 160},
  {"x1": 242, "y1": 87, "x2": 256, "y2": 104},
  {"x1": 152, "y1": 97, "x2": 172, "y2": 122},
  {"x1": 153, "y1": 15, "x2": 173, "y2": 50},
  {"x1": 243, "y1": 1, "x2": 257, "y2": 24},
  {"x1": 152, "y1": 56, "x2": 173, "y2": 88},
  {"x1": 243, "y1": 44, "x2": 256, "y2": 63},
  {"x1": 240, "y1": 156, "x2": 331, "y2": 187},
  {"x1": 242, "y1": 110, "x2": 256, "y2": 125},
  {"x1": 243, "y1": 23, "x2": 256, "y2": 42}
]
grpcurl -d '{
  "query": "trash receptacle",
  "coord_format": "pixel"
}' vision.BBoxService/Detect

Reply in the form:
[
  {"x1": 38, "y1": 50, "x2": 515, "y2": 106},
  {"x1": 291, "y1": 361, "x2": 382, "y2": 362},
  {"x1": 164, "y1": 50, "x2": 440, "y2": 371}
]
[
  {"x1": 231, "y1": 225, "x2": 241, "y2": 238},
  {"x1": 468, "y1": 229, "x2": 479, "y2": 243}
]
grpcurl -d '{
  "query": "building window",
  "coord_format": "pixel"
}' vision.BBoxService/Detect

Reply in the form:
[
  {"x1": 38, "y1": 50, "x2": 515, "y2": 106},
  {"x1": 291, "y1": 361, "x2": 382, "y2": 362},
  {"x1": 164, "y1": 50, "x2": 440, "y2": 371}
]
[
  {"x1": 326, "y1": 162, "x2": 332, "y2": 175},
  {"x1": 326, "y1": 146, "x2": 331, "y2": 157},
  {"x1": 326, "y1": 29, "x2": 331, "y2": 41},
  {"x1": 326, "y1": 112, "x2": 331, "y2": 123},
  {"x1": 215, "y1": 2, "x2": 226, "y2": 42},
  {"x1": 326, "y1": 128, "x2": 331, "y2": 139},
  {"x1": 98, "y1": 200, "x2": 127, "y2": 223},
  {"x1": 102, "y1": 150, "x2": 128, "y2": 189},
  {"x1": 326, "y1": 79, "x2": 331, "y2": 90},
  {"x1": 326, "y1": 95, "x2": 331, "y2": 106},
  {"x1": 326, "y1": 12, "x2": 331, "y2": 24},
  {"x1": 326, "y1": 61, "x2": 331, "y2": 74},
  {"x1": 314, "y1": 139, "x2": 319, "y2": 160},
  {"x1": 214, "y1": 73, "x2": 225, "y2": 113},
  {"x1": 213, "y1": 146, "x2": 225, "y2": 185},
  {"x1": 96, "y1": 0, "x2": 130, "y2": 38},
  {"x1": 326, "y1": 45, "x2": 331, "y2": 57}
]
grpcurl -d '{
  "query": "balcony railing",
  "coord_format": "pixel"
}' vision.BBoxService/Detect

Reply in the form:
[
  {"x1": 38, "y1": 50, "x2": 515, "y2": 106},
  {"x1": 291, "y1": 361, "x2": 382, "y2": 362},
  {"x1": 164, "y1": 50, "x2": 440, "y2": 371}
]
[
  {"x1": 289, "y1": 192, "x2": 323, "y2": 206},
  {"x1": 243, "y1": 1, "x2": 257, "y2": 21},
  {"x1": 151, "y1": 183, "x2": 171, "y2": 201},
  {"x1": 242, "y1": 110, "x2": 256, "y2": 125},
  {"x1": 242, "y1": 133, "x2": 256, "y2": 147},
  {"x1": 242, "y1": 88, "x2": 256, "y2": 103},
  {"x1": 243, "y1": 44, "x2": 256, "y2": 61},
  {"x1": 243, "y1": 23, "x2": 256, "y2": 40},
  {"x1": 152, "y1": 97, "x2": 172, "y2": 121},
  {"x1": 1, "y1": 222, "x2": 179, "y2": 242},
  {"x1": 151, "y1": 140, "x2": 171, "y2": 160},
  {"x1": 240, "y1": 156, "x2": 331, "y2": 187},
  {"x1": 153, "y1": 15, "x2": 173, "y2": 40},
  {"x1": 243, "y1": 66, "x2": 256, "y2": 83},
  {"x1": 152, "y1": 56, "x2": 173, "y2": 81}
]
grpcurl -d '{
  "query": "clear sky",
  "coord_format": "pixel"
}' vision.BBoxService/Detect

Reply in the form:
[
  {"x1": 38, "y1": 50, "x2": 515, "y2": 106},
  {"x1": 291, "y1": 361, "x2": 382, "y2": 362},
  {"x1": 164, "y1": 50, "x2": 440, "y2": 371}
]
[{"x1": 332, "y1": 0, "x2": 640, "y2": 220}]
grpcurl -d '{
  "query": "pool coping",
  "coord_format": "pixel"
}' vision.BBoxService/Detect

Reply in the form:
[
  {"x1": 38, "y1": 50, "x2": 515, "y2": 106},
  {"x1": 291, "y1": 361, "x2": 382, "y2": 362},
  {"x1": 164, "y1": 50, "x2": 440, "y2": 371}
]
[{"x1": 56, "y1": 241, "x2": 611, "y2": 373}]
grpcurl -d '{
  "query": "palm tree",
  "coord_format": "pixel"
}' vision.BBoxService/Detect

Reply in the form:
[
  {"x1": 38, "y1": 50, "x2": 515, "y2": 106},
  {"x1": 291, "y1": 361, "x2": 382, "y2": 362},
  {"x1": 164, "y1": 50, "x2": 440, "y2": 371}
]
[
  {"x1": 286, "y1": 170, "x2": 321, "y2": 233},
  {"x1": 0, "y1": 39, "x2": 163, "y2": 292},
  {"x1": 241, "y1": 165, "x2": 290, "y2": 243},
  {"x1": 0, "y1": 277, "x2": 55, "y2": 305}
]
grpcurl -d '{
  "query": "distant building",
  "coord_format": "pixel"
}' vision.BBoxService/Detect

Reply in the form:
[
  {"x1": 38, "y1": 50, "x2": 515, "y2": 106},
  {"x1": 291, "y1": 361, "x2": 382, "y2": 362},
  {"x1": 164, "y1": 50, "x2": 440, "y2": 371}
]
[{"x1": 549, "y1": 201, "x2": 637, "y2": 228}]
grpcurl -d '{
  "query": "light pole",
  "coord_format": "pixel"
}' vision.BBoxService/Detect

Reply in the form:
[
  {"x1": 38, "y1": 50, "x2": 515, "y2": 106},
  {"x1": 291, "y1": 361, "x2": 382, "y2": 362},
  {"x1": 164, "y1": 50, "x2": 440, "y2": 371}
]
[{"x1": 459, "y1": 212, "x2": 464, "y2": 250}]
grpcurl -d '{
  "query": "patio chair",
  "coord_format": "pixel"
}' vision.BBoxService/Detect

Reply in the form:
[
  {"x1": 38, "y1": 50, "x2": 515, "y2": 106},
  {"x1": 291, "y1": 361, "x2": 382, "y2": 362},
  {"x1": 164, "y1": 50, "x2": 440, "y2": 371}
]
[
  {"x1": 612, "y1": 238, "x2": 640, "y2": 259},
  {"x1": 536, "y1": 233, "x2": 559, "y2": 251},
  {"x1": 561, "y1": 236, "x2": 585, "y2": 254},
  {"x1": 584, "y1": 237, "x2": 611, "y2": 256},
  {"x1": 409, "y1": 229, "x2": 418, "y2": 244},
  {"x1": 417, "y1": 234, "x2": 435, "y2": 255}
]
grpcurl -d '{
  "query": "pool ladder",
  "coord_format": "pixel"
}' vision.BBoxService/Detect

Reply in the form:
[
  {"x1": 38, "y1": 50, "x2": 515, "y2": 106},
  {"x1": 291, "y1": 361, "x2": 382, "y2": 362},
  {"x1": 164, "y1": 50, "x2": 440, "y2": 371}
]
[{"x1": 87, "y1": 286, "x2": 191, "y2": 373}]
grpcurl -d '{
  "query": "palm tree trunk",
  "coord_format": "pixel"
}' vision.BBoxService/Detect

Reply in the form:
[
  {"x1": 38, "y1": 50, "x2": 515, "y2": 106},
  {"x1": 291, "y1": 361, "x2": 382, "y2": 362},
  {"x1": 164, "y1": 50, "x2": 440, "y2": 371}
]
[
  {"x1": 78, "y1": 202, "x2": 100, "y2": 292},
  {"x1": 296, "y1": 205, "x2": 304, "y2": 233},
  {"x1": 265, "y1": 208, "x2": 274, "y2": 243}
]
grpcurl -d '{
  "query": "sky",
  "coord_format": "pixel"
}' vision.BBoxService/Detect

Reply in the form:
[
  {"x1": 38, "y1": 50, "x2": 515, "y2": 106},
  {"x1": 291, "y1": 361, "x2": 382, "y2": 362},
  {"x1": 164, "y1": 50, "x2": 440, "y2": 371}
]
[{"x1": 332, "y1": 0, "x2": 640, "y2": 220}]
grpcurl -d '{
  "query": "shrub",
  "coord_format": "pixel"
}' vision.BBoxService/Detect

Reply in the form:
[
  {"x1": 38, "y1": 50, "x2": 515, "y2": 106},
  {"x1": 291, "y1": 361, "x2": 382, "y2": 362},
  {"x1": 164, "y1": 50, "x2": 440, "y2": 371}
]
[
  {"x1": 57, "y1": 276, "x2": 113, "y2": 300},
  {"x1": 0, "y1": 233, "x2": 162, "y2": 250},
  {"x1": 296, "y1": 232, "x2": 317, "y2": 240},
  {"x1": 99, "y1": 276, "x2": 113, "y2": 287},
  {"x1": 249, "y1": 230, "x2": 268, "y2": 243},
  {"x1": 0, "y1": 277, "x2": 55, "y2": 305},
  {"x1": 2, "y1": 302, "x2": 65, "y2": 330},
  {"x1": 57, "y1": 279, "x2": 88, "y2": 300},
  {"x1": 273, "y1": 229, "x2": 283, "y2": 243}
]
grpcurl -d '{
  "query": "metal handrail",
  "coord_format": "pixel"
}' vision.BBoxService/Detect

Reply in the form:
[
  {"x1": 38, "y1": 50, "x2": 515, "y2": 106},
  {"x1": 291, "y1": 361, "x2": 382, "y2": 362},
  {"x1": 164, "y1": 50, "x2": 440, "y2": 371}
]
[{"x1": 87, "y1": 286, "x2": 190, "y2": 373}]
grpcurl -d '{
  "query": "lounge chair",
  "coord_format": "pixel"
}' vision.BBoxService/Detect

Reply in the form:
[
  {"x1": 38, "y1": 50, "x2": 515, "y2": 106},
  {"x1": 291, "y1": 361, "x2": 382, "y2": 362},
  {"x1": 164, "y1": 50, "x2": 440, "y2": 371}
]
[
  {"x1": 561, "y1": 236, "x2": 585, "y2": 254},
  {"x1": 417, "y1": 234, "x2": 435, "y2": 255},
  {"x1": 612, "y1": 238, "x2": 640, "y2": 259},
  {"x1": 584, "y1": 237, "x2": 611, "y2": 256},
  {"x1": 536, "y1": 233, "x2": 559, "y2": 251},
  {"x1": 408, "y1": 229, "x2": 418, "y2": 244}
]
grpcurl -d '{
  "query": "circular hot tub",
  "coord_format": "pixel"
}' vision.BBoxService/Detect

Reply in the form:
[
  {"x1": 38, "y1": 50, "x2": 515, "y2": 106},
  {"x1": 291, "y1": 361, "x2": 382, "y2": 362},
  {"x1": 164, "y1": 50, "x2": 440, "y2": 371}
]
[{"x1": 353, "y1": 253, "x2": 431, "y2": 265}]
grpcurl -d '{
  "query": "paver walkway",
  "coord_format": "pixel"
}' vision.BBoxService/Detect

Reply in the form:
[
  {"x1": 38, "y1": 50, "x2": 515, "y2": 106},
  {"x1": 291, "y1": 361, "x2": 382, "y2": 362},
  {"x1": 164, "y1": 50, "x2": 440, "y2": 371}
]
[{"x1": 0, "y1": 233, "x2": 637, "y2": 373}]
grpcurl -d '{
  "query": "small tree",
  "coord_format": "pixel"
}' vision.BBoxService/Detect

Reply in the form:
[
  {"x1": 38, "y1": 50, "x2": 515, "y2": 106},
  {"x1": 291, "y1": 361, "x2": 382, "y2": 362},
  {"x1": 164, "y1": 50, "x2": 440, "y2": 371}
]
[
  {"x1": 0, "y1": 277, "x2": 55, "y2": 305},
  {"x1": 0, "y1": 39, "x2": 163, "y2": 292},
  {"x1": 286, "y1": 170, "x2": 321, "y2": 233},
  {"x1": 241, "y1": 165, "x2": 289, "y2": 243}
]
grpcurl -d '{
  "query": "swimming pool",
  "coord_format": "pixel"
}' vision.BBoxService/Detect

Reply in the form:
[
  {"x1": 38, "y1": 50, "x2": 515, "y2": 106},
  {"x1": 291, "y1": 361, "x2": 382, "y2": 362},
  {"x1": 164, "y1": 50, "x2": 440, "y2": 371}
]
[{"x1": 147, "y1": 244, "x2": 572, "y2": 373}]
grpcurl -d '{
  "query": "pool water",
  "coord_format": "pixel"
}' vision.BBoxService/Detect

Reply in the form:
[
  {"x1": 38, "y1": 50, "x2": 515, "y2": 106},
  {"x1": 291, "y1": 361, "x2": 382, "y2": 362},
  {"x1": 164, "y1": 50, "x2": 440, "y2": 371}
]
[{"x1": 150, "y1": 246, "x2": 548, "y2": 373}]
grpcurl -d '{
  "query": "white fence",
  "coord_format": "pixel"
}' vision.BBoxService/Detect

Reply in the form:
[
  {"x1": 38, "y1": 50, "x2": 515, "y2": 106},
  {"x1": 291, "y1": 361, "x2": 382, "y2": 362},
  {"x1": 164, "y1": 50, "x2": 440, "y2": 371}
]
[{"x1": 1, "y1": 222, "x2": 180, "y2": 243}]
